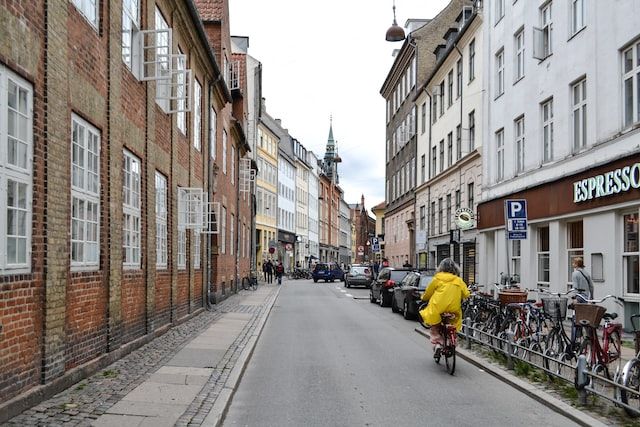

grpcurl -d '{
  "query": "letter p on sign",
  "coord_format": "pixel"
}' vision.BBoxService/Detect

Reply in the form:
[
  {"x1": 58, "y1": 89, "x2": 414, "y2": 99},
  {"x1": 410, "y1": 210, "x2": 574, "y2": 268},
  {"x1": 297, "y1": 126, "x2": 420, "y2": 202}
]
[{"x1": 506, "y1": 200, "x2": 527, "y2": 219}]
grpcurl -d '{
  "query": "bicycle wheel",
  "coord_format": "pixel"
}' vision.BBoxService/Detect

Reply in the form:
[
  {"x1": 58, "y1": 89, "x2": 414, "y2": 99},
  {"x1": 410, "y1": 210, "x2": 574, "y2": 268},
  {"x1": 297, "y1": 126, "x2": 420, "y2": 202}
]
[
  {"x1": 622, "y1": 359, "x2": 640, "y2": 417},
  {"x1": 607, "y1": 330, "x2": 623, "y2": 377},
  {"x1": 545, "y1": 330, "x2": 564, "y2": 359},
  {"x1": 445, "y1": 343, "x2": 456, "y2": 375}
]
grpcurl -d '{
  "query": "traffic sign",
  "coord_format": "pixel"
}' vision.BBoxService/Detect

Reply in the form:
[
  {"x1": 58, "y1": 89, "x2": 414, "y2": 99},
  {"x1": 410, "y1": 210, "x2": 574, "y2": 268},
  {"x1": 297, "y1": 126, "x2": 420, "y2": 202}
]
[
  {"x1": 505, "y1": 199, "x2": 528, "y2": 240},
  {"x1": 371, "y1": 237, "x2": 380, "y2": 253}
]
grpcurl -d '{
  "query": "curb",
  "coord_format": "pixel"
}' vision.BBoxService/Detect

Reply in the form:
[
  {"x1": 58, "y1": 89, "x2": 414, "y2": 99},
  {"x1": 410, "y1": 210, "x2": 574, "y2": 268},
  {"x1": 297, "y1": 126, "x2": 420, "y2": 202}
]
[
  {"x1": 414, "y1": 327, "x2": 607, "y2": 427},
  {"x1": 202, "y1": 285, "x2": 281, "y2": 426}
]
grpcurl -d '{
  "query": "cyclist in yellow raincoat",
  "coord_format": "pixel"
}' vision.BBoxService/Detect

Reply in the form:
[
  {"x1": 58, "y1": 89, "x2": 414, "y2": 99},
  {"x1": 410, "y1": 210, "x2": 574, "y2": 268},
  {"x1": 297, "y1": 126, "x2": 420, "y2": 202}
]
[{"x1": 420, "y1": 258, "x2": 470, "y2": 345}]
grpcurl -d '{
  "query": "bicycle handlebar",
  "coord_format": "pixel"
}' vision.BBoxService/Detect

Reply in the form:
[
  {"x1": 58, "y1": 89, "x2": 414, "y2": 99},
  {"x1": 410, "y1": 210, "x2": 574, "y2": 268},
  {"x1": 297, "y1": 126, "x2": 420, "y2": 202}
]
[{"x1": 577, "y1": 294, "x2": 624, "y2": 305}]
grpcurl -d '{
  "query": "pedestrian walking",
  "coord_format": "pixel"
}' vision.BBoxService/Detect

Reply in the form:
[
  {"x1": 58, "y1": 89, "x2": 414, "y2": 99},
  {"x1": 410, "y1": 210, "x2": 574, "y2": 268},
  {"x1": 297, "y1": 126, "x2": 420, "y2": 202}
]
[
  {"x1": 265, "y1": 260, "x2": 274, "y2": 284},
  {"x1": 571, "y1": 257, "x2": 594, "y2": 300},
  {"x1": 275, "y1": 261, "x2": 284, "y2": 285}
]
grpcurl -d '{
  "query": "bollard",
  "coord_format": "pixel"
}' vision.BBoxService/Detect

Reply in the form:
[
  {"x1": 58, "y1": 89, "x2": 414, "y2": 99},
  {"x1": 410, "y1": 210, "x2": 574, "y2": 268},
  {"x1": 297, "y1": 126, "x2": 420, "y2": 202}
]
[
  {"x1": 506, "y1": 331, "x2": 515, "y2": 370},
  {"x1": 575, "y1": 354, "x2": 589, "y2": 406},
  {"x1": 464, "y1": 317, "x2": 472, "y2": 350}
]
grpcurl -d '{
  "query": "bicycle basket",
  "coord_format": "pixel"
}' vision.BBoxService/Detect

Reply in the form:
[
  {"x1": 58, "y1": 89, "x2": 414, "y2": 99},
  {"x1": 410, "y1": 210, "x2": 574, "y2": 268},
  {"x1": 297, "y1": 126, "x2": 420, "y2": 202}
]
[
  {"x1": 498, "y1": 290, "x2": 528, "y2": 306},
  {"x1": 573, "y1": 303, "x2": 606, "y2": 327},
  {"x1": 541, "y1": 297, "x2": 568, "y2": 319}
]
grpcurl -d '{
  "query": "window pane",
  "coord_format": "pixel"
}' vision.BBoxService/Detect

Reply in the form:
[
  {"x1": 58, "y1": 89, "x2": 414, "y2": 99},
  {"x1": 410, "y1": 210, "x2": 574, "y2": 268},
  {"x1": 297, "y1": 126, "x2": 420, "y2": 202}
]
[
  {"x1": 626, "y1": 255, "x2": 640, "y2": 294},
  {"x1": 625, "y1": 213, "x2": 639, "y2": 252},
  {"x1": 624, "y1": 48, "x2": 634, "y2": 73}
]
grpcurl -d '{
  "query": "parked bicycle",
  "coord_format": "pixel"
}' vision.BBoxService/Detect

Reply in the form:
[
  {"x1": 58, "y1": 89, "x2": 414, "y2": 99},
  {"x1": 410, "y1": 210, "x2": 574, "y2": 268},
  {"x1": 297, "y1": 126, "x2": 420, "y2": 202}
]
[
  {"x1": 291, "y1": 268, "x2": 311, "y2": 280},
  {"x1": 620, "y1": 314, "x2": 640, "y2": 417},
  {"x1": 241, "y1": 272, "x2": 258, "y2": 291}
]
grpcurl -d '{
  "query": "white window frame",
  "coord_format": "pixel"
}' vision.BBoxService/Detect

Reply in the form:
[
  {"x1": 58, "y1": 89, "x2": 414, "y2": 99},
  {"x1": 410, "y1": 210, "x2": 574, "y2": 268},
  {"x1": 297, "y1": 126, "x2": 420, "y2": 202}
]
[
  {"x1": 542, "y1": 98, "x2": 554, "y2": 163},
  {"x1": 210, "y1": 107, "x2": 217, "y2": 159},
  {"x1": 176, "y1": 50, "x2": 187, "y2": 132},
  {"x1": 155, "y1": 171, "x2": 168, "y2": 268},
  {"x1": 220, "y1": 206, "x2": 227, "y2": 254},
  {"x1": 542, "y1": 3, "x2": 553, "y2": 57},
  {"x1": 515, "y1": 116, "x2": 525, "y2": 174},
  {"x1": 495, "y1": 0, "x2": 505, "y2": 23},
  {"x1": 511, "y1": 240, "x2": 521, "y2": 280},
  {"x1": 71, "y1": 115, "x2": 100, "y2": 269},
  {"x1": 177, "y1": 187, "x2": 205, "y2": 230},
  {"x1": 122, "y1": 0, "x2": 140, "y2": 70},
  {"x1": 193, "y1": 230, "x2": 201, "y2": 269},
  {"x1": 222, "y1": 129, "x2": 228, "y2": 174},
  {"x1": 567, "y1": 221, "x2": 584, "y2": 284},
  {"x1": 496, "y1": 129, "x2": 504, "y2": 181},
  {"x1": 537, "y1": 225, "x2": 550, "y2": 287},
  {"x1": 623, "y1": 212, "x2": 640, "y2": 295},
  {"x1": 177, "y1": 229, "x2": 186, "y2": 270},
  {"x1": 122, "y1": 150, "x2": 141, "y2": 269},
  {"x1": 469, "y1": 39, "x2": 476, "y2": 82},
  {"x1": 230, "y1": 214, "x2": 235, "y2": 255},
  {"x1": 515, "y1": 29, "x2": 525, "y2": 81},
  {"x1": 231, "y1": 145, "x2": 235, "y2": 186},
  {"x1": 468, "y1": 110, "x2": 475, "y2": 151},
  {"x1": 572, "y1": 78, "x2": 587, "y2": 152},
  {"x1": 571, "y1": 0, "x2": 585, "y2": 36},
  {"x1": 623, "y1": 41, "x2": 640, "y2": 128},
  {"x1": 496, "y1": 49, "x2": 504, "y2": 97},
  {"x1": 1, "y1": 63, "x2": 34, "y2": 275},
  {"x1": 71, "y1": 0, "x2": 99, "y2": 29},
  {"x1": 193, "y1": 79, "x2": 202, "y2": 151}
]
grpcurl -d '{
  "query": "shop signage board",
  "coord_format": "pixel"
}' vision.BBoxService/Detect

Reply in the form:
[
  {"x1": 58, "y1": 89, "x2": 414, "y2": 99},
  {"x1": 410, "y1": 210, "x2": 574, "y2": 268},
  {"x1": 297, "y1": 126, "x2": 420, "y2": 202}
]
[{"x1": 505, "y1": 199, "x2": 528, "y2": 240}]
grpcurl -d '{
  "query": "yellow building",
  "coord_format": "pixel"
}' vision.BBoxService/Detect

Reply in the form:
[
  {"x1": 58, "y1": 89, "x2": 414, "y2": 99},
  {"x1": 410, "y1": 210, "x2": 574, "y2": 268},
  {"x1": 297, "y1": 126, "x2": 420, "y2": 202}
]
[{"x1": 255, "y1": 119, "x2": 279, "y2": 272}]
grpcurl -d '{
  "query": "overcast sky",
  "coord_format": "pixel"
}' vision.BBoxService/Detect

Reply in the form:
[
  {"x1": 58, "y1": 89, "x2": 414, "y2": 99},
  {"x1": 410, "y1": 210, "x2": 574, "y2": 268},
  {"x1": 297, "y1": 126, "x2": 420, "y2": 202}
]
[{"x1": 229, "y1": 0, "x2": 449, "y2": 209}]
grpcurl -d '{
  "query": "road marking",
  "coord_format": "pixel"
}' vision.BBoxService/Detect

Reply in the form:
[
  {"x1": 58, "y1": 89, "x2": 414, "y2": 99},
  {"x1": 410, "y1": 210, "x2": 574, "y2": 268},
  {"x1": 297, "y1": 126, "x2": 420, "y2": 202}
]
[
  {"x1": 345, "y1": 294, "x2": 353, "y2": 298},
  {"x1": 339, "y1": 289, "x2": 346, "y2": 293}
]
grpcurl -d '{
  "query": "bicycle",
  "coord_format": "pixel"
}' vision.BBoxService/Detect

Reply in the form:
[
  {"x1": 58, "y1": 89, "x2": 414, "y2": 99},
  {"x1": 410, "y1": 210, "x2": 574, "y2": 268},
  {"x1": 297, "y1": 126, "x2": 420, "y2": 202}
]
[
  {"x1": 574, "y1": 295, "x2": 623, "y2": 393},
  {"x1": 241, "y1": 272, "x2": 258, "y2": 291},
  {"x1": 620, "y1": 314, "x2": 640, "y2": 417},
  {"x1": 419, "y1": 302, "x2": 457, "y2": 375}
]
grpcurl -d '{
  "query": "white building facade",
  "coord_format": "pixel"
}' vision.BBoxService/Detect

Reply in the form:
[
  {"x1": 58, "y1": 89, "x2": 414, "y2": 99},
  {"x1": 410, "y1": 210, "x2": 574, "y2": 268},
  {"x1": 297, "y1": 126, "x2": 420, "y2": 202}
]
[
  {"x1": 294, "y1": 139, "x2": 311, "y2": 268},
  {"x1": 477, "y1": 0, "x2": 640, "y2": 326},
  {"x1": 277, "y1": 136, "x2": 297, "y2": 271},
  {"x1": 307, "y1": 151, "x2": 320, "y2": 266}
]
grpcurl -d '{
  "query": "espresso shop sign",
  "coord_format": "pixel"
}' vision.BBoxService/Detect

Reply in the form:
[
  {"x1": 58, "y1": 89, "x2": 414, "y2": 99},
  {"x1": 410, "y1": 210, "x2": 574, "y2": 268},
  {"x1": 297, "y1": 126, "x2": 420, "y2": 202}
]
[{"x1": 573, "y1": 162, "x2": 640, "y2": 203}]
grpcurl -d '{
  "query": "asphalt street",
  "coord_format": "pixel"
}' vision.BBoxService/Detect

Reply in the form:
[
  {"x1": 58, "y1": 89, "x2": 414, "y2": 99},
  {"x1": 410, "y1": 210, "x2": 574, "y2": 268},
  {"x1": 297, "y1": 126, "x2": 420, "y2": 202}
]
[{"x1": 222, "y1": 279, "x2": 580, "y2": 427}]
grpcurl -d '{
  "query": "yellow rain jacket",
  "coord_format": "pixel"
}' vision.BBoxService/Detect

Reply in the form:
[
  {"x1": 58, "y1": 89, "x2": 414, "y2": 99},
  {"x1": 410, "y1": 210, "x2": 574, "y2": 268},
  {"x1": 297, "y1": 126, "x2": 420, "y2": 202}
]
[{"x1": 419, "y1": 272, "x2": 470, "y2": 331}]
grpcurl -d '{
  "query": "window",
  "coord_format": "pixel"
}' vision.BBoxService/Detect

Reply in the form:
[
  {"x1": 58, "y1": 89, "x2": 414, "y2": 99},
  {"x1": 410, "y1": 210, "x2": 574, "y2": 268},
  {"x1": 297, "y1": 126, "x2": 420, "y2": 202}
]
[
  {"x1": 421, "y1": 102, "x2": 426, "y2": 134},
  {"x1": 231, "y1": 145, "x2": 235, "y2": 185},
  {"x1": 542, "y1": 98, "x2": 554, "y2": 163},
  {"x1": 123, "y1": 150, "x2": 141, "y2": 268},
  {"x1": 155, "y1": 172, "x2": 167, "y2": 268},
  {"x1": 1, "y1": 69, "x2": 33, "y2": 274},
  {"x1": 623, "y1": 41, "x2": 640, "y2": 127},
  {"x1": 438, "y1": 198, "x2": 443, "y2": 234},
  {"x1": 623, "y1": 213, "x2": 639, "y2": 294},
  {"x1": 222, "y1": 129, "x2": 227, "y2": 174},
  {"x1": 446, "y1": 194, "x2": 451, "y2": 231},
  {"x1": 210, "y1": 107, "x2": 217, "y2": 159},
  {"x1": 541, "y1": 3, "x2": 553, "y2": 58},
  {"x1": 439, "y1": 139, "x2": 444, "y2": 173},
  {"x1": 495, "y1": 49, "x2": 504, "y2": 97},
  {"x1": 447, "y1": 70, "x2": 453, "y2": 107},
  {"x1": 496, "y1": 129, "x2": 504, "y2": 181},
  {"x1": 469, "y1": 39, "x2": 475, "y2": 82},
  {"x1": 495, "y1": 0, "x2": 505, "y2": 23},
  {"x1": 432, "y1": 94, "x2": 438, "y2": 124},
  {"x1": 71, "y1": 0, "x2": 99, "y2": 28},
  {"x1": 177, "y1": 229, "x2": 186, "y2": 269},
  {"x1": 515, "y1": 116, "x2": 525, "y2": 173},
  {"x1": 439, "y1": 82, "x2": 445, "y2": 116},
  {"x1": 537, "y1": 226, "x2": 550, "y2": 286},
  {"x1": 467, "y1": 182, "x2": 474, "y2": 209},
  {"x1": 456, "y1": 124, "x2": 462, "y2": 161},
  {"x1": 230, "y1": 214, "x2": 234, "y2": 255},
  {"x1": 431, "y1": 146, "x2": 437, "y2": 179},
  {"x1": 221, "y1": 206, "x2": 227, "y2": 254},
  {"x1": 571, "y1": 0, "x2": 585, "y2": 35},
  {"x1": 420, "y1": 154, "x2": 425, "y2": 183},
  {"x1": 420, "y1": 205, "x2": 426, "y2": 230},
  {"x1": 122, "y1": 0, "x2": 140, "y2": 68},
  {"x1": 194, "y1": 231, "x2": 201, "y2": 269},
  {"x1": 455, "y1": 190, "x2": 461, "y2": 210},
  {"x1": 572, "y1": 78, "x2": 587, "y2": 151},
  {"x1": 511, "y1": 240, "x2": 521, "y2": 280},
  {"x1": 567, "y1": 221, "x2": 584, "y2": 283},
  {"x1": 447, "y1": 132, "x2": 453, "y2": 167},
  {"x1": 193, "y1": 79, "x2": 202, "y2": 151},
  {"x1": 71, "y1": 115, "x2": 100, "y2": 268},
  {"x1": 154, "y1": 7, "x2": 170, "y2": 111},
  {"x1": 515, "y1": 29, "x2": 525, "y2": 81},
  {"x1": 430, "y1": 201, "x2": 436, "y2": 235},
  {"x1": 456, "y1": 59, "x2": 462, "y2": 98},
  {"x1": 468, "y1": 110, "x2": 475, "y2": 151},
  {"x1": 176, "y1": 50, "x2": 187, "y2": 133}
]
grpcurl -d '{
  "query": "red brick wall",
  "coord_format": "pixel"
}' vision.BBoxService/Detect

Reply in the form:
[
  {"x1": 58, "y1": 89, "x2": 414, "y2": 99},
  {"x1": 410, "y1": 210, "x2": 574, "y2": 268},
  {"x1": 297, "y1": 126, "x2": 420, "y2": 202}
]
[
  {"x1": 177, "y1": 272, "x2": 190, "y2": 319},
  {"x1": 0, "y1": 280, "x2": 42, "y2": 401},
  {"x1": 155, "y1": 271, "x2": 172, "y2": 328},
  {"x1": 121, "y1": 272, "x2": 146, "y2": 343},
  {"x1": 65, "y1": 272, "x2": 107, "y2": 370},
  {"x1": 193, "y1": 271, "x2": 203, "y2": 307}
]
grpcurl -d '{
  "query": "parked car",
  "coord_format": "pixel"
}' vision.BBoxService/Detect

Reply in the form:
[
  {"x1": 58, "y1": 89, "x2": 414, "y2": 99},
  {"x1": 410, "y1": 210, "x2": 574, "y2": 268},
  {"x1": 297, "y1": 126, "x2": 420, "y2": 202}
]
[
  {"x1": 391, "y1": 271, "x2": 435, "y2": 320},
  {"x1": 312, "y1": 262, "x2": 344, "y2": 283},
  {"x1": 370, "y1": 267, "x2": 413, "y2": 307},
  {"x1": 344, "y1": 265, "x2": 373, "y2": 288}
]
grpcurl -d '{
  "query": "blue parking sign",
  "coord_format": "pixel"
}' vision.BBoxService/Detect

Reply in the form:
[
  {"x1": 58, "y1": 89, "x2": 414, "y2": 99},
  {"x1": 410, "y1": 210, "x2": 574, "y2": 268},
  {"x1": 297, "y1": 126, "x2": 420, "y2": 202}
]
[{"x1": 505, "y1": 200, "x2": 528, "y2": 240}]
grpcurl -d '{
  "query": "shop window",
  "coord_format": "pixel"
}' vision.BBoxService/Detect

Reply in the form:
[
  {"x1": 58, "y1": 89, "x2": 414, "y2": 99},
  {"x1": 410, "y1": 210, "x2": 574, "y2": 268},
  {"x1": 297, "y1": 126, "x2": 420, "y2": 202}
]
[
  {"x1": 537, "y1": 225, "x2": 550, "y2": 287},
  {"x1": 623, "y1": 213, "x2": 639, "y2": 294},
  {"x1": 511, "y1": 240, "x2": 521, "y2": 280},
  {"x1": 567, "y1": 221, "x2": 584, "y2": 283},
  {"x1": 591, "y1": 253, "x2": 603, "y2": 282}
]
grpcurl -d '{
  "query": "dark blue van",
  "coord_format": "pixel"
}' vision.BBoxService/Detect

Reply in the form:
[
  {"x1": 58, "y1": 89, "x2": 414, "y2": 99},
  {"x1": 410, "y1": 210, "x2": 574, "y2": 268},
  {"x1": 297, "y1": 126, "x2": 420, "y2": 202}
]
[{"x1": 312, "y1": 262, "x2": 344, "y2": 283}]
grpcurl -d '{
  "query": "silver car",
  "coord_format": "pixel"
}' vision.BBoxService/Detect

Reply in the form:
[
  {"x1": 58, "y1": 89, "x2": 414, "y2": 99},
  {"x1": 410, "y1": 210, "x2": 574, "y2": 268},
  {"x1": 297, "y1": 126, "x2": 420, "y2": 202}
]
[{"x1": 344, "y1": 265, "x2": 373, "y2": 288}]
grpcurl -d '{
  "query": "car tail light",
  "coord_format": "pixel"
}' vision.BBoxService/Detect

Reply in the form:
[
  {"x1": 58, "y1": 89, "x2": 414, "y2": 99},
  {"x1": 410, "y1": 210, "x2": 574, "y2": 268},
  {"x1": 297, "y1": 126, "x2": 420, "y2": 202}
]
[{"x1": 384, "y1": 279, "x2": 395, "y2": 288}]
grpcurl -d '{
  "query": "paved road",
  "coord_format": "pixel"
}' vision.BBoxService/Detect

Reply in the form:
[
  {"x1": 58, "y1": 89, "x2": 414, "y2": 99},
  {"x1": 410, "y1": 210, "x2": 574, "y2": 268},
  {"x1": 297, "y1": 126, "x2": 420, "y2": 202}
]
[{"x1": 223, "y1": 279, "x2": 579, "y2": 427}]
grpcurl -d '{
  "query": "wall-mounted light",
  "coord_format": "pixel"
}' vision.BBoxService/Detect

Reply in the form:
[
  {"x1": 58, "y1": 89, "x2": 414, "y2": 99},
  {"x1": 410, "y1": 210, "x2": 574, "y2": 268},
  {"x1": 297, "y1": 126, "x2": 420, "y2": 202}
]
[{"x1": 385, "y1": 0, "x2": 406, "y2": 42}]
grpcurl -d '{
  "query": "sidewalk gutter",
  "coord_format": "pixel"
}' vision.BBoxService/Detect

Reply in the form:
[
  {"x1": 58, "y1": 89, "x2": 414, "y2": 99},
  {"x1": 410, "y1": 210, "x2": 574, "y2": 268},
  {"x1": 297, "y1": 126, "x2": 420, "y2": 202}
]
[
  {"x1": 414, "y1": 327, "x2": 607, "y2": 427},
  {"x1": 202, "y1": 285, "x2": 282, "y2": 426}
]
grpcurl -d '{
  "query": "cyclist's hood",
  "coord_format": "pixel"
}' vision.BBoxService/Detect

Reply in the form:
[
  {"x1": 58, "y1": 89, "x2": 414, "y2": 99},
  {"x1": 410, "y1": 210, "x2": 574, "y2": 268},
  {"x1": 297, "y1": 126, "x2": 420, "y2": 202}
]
[{"x1": 434, "y1": 272, "x2": 461, "y2": 283}]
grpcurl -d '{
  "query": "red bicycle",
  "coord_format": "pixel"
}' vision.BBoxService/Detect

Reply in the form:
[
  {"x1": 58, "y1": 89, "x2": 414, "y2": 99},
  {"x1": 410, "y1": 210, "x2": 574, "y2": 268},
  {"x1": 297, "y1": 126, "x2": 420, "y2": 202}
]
[{"x1": 419, "y1": 302, "x2": 457, "y2": 375}]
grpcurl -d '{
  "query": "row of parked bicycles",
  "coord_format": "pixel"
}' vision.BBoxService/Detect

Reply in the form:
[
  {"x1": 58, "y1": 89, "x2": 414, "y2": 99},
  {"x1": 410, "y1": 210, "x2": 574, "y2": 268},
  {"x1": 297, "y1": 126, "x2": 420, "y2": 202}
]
[{"x1": 461, "y1": 285, "x2": 640, "y2": 416}]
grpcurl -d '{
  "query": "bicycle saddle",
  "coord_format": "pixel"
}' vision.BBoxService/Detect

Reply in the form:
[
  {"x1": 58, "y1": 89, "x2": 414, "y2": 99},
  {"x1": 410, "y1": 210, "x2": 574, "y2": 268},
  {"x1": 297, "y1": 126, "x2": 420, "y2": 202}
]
[{"x1": 603, "y1": 312, "x2": 618, "y2": 320}]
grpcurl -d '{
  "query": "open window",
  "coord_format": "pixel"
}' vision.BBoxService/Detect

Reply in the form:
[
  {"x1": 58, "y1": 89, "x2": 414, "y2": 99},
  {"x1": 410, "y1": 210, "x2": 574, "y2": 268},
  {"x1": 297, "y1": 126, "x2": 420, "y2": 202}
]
[
  {"x1": 136, "y1": 28, "x2": 172, "y2": 81},
  {"x1": 201, "y1": 200, "x2": 221, "y2": 235},
  {"x1": 239, "y1": 158, "x2": 256, "y2": 194},
  {"x1": 156, "y1": 54, "x2": 192, "y2": 113},
  {"x1": 178, "y1": 187, "x2": 205, "y2": 230}
]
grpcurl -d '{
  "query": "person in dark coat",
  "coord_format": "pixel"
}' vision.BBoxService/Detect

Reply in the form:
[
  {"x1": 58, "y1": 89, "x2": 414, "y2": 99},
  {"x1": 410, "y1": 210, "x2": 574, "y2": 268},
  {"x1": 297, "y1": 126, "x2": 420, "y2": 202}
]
[{"x1": 265, "y1": 260, "x2": 274, "y2": 284}]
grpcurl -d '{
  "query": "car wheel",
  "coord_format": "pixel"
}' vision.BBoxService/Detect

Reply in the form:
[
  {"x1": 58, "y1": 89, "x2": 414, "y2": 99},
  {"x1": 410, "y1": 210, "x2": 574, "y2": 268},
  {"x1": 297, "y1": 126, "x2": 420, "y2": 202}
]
[
  {"x1": 391, "y1": 295, "x2": 400, "y2": 313},
  {"x1": 379, "y1": 292, "x2": 386, "y2": 307},
  {"x1": 313, "y1": 279, "x2": 318, "y2": 283}
]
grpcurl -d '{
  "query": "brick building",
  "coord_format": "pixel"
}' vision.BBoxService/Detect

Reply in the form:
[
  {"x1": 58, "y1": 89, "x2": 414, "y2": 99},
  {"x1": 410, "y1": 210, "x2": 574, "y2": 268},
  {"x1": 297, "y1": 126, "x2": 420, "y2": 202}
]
[
  {"x1": 349, "y1": 195, "x2": 376, "y2": 264},
  {"x1": 0, "y1": 0, "x2": 252, "y2": 413}
]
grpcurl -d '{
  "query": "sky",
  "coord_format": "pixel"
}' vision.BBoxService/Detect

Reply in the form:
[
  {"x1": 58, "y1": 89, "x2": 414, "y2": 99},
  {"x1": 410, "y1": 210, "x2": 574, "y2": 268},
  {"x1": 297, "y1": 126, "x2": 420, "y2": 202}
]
[{"x1": 229, "y1": 0, "x2": 449, "y2": 209}]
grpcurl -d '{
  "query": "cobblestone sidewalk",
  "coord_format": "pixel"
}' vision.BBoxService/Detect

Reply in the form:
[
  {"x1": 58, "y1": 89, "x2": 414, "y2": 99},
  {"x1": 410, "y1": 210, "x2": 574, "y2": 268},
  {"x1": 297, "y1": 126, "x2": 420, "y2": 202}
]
[{"x1": 3, "y1": 284, "x2": 278, "y2": 427}]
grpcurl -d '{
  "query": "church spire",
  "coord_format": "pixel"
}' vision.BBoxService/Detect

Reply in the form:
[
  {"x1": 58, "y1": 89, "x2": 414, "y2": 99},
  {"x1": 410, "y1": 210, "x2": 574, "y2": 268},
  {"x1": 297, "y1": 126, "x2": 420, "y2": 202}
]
[{"x1": 324, "y1": 116, "x2": 340, "y2": 182}]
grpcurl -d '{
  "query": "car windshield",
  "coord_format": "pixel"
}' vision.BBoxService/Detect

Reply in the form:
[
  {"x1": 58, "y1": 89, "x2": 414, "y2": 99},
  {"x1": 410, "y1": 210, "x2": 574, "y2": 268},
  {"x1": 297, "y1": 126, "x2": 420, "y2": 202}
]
[
  {"x1": 351, "y1": 267, "x2": 370, "y2": 274},
  {"x1": 390, "y1": 270, "x2": 411, "y2": 282}
]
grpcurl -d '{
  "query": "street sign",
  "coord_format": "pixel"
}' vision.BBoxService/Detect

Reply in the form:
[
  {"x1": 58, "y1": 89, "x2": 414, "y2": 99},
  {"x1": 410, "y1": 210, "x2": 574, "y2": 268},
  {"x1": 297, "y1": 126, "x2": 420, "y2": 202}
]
[
  {"x1": 358, "y1": 245, "x2": 364, "y2": 252},
  {"x1": 505, "y1": 199, "x2": 528, "y2": 240},
  {"x1": 371, "y1": 237, "x2": 380, "y2": 253}
]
